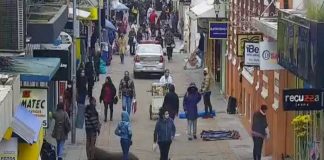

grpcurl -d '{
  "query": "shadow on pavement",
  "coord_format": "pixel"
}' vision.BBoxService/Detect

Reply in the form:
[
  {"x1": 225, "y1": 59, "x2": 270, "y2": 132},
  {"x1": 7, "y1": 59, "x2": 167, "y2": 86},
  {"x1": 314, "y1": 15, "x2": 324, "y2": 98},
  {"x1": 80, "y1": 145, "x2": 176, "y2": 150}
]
[{"x1": 94, "y1": 147, "x2": 139, "y2": 160}]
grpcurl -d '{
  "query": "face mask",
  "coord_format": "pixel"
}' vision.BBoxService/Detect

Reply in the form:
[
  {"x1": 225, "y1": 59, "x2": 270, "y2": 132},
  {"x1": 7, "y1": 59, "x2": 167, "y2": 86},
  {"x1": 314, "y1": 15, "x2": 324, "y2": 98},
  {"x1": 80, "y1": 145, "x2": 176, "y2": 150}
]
[{"x1": 124, "y1": 76, "x2": 129, "y2": 81}]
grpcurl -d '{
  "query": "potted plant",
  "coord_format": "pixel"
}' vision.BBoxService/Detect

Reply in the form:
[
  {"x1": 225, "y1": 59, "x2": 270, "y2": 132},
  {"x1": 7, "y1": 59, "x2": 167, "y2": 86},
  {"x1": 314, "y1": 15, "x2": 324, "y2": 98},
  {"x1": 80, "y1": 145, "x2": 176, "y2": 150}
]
[{"x1": 291, "y1": 114, "x2": 312, "y2": 160}]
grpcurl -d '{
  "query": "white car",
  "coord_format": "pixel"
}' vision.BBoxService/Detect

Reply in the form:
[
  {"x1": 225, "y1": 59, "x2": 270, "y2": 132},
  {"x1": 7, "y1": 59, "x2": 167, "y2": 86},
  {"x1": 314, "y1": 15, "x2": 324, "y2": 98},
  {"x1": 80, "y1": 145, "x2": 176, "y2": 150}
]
[{"x1": 133, "y1": 44, "x2": 165, "y2": 78}]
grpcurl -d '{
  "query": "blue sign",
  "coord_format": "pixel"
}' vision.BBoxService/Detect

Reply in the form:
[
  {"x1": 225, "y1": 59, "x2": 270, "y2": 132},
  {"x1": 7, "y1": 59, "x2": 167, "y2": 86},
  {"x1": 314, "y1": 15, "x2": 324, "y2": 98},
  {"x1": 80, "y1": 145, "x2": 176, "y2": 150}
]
[{"x1": 209, "y1": 22, "x2": 228, "y2": 39}]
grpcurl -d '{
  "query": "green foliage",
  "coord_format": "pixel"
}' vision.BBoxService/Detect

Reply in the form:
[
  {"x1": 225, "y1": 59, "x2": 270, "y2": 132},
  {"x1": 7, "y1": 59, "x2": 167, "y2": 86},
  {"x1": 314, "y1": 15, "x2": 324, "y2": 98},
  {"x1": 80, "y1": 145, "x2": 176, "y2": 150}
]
[{"x1": 305, "y1": 0, "x2": 324, "y2": 22}]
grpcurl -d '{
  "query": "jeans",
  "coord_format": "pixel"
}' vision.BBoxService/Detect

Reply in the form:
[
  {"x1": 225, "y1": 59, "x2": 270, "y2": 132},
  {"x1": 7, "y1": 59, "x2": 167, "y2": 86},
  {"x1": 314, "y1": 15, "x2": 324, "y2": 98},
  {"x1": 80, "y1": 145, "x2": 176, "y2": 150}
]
[
  {"x1": 86, "y1": 134, "x2": 97, "y2": 160},
  {"x1": 129, "y1": 43, "x2": 136, "y2": 55},
  {"x1": 158, "y1": 141, "x2": 172, "y2": 160},
  {"x1": 167, "y1": 47, "x2": 173, "y2": 61},
  {"x1": 77, "y1": 93, "x2": 86, "y2": 104},
  {"x1": 203, "y1": 92, "x2": 212, "y2": 115},
  {"x1": 56, "y1": 139, "x2": 65, "y2": 158},
  {"x1": 121, "y1": 139, "x2": 131, "y2": 160},
  {"x1": 253, "y1": 136, "x2": 264, "y2": 160},
  {"x1": 187, "y1": 119, "x2": 197, "y2": 138},
  {"x1": 122, "y1": 96, "x2": 133, "y2": 115},
  {"x1": 104, "y1": 102, "x2": 114, "y2": 121}
]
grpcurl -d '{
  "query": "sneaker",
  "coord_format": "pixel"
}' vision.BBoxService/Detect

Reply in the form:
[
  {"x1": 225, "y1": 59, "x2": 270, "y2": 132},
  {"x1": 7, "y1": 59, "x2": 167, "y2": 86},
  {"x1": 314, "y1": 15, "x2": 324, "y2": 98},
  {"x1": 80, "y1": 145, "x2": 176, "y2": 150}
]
[
  {"x1": 188, "y1": 137, "x2": 193, "y2": 141},
  {"x1": 193, "y1": 135, "x2": 197, "y2": 139}
]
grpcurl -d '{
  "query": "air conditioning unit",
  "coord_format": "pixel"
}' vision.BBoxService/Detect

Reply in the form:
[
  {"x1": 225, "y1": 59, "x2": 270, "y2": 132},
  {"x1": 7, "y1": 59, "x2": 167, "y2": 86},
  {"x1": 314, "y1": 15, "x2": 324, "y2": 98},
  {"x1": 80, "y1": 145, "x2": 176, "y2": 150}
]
[{"x1": 0, "y1": 0, "x2": 25, "y2": 52}]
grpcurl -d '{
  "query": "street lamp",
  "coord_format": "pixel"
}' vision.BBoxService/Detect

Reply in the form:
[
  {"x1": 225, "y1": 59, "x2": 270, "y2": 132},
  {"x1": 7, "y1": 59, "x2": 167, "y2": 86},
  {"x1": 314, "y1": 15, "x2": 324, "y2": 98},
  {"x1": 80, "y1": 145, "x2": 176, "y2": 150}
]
[{"x1": 214, "y1": 0, "x2": 221, "y2": 19}]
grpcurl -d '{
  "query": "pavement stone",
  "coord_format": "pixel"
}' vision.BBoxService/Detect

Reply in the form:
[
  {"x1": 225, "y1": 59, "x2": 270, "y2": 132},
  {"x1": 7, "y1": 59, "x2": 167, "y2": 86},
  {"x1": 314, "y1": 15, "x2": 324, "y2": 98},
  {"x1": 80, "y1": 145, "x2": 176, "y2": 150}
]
[{"x1": 45, "y1": 39, "x2": 272, "y2": 160}]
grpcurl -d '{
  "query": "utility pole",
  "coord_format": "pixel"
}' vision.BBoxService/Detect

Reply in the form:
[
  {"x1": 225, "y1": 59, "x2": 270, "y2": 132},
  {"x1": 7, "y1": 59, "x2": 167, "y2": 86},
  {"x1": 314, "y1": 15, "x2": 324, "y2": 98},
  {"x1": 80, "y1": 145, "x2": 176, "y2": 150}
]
[{"x1": 71, "y1": 0, "x2": 77, "y2": 144}]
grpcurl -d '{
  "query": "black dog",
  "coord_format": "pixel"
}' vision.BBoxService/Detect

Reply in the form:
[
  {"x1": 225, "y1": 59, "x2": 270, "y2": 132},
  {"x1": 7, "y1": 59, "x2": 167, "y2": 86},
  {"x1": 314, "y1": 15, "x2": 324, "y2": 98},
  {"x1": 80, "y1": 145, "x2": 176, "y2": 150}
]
[{"x1": 94, "y1": 147, "x2": 139, "y2": 160}]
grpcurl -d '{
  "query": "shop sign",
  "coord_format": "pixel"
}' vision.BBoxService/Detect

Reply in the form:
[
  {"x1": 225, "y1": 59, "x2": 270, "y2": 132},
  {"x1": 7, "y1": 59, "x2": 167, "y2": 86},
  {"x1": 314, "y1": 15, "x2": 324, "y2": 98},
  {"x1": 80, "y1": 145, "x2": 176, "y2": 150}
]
[
  {"x1": 180, "y1": 0, "x2": 191, "y2": 5},
  {"x1": 236, "y1": 33, "x2": 263, "y2": 57},
  {"x1": 244, "y1": 42, "x2": 260, "y2": 66},
  {"x1": 259, "y1": 41, "x2": 283, "y2": 70},
  {"x1": 0, "y1": 138, "x2": 17, "y2": 160},
  {"x1": 20, "y1": 88, "x2": 48, "y2": 127},
  {"x1": 283, "y1": 89, "x2": 324, "y2": 111},
  {"x1": 209, "y1": 22, "x2": 228, "y2": 39}
]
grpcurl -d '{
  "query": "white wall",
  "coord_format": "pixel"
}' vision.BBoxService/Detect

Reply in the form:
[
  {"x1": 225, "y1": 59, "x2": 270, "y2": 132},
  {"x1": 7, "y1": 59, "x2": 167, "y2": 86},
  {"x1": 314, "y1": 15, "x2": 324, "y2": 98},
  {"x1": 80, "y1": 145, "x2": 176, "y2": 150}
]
[
  {"x1": 0, "y1": 87, "x2": 13, "y2": 139},
  {"x1": 292, "y1": 0, "x2": 304, "y2": 9}
]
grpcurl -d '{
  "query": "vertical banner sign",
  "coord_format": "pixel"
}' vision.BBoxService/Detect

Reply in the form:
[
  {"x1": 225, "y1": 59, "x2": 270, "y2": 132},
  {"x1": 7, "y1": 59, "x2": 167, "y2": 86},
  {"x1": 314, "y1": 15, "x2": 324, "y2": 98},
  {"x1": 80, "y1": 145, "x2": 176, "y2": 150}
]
[
  {"x1": 20, "y1": 88, "x2": 48, "y2": 127},
  {"x1": 283, "y1": 89, "x2": 324, "y2": 111},
  {"x1": 244, "y1": 42, "x2": 260, "y2": 66},
  {"x1": 259, "y1": 42, "x2": 283, "y2": 70},
  {"x1": 236, "y1": 33, "x2": 263, "y2": 57},
  {"x1": 209, "y1": 22, "x2": 228, "y2": 39}
]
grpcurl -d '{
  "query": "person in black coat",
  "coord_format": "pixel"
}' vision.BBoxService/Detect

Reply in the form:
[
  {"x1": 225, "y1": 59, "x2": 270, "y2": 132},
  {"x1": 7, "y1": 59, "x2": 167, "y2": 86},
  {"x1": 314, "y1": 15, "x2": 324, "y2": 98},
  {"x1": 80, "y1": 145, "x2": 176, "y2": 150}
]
[
  {"x1": 251, "y1": 105, "x2": 269, "y2": 160},
  {"x1": 162, "y1": 84, "x2": 179, "y2": 120},
  {"x1": 85, "y1": 58, "x2": 95, "y2": 98},
  {"x1": 76, "y1": 68, "x2": 87, "y2": 105}
]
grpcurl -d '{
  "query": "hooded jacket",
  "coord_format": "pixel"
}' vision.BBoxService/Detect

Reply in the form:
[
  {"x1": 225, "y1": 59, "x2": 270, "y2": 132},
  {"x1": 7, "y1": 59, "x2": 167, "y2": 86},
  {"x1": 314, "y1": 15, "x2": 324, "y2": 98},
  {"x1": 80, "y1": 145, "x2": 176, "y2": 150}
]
[
  {"x1": 115, "y1": 111, "x2": 132, "y2": 140},
  {"x1": 154, "y1": 117, "x2": 176, "y2": 143},
  {"x1": 162, "y1": 85, "x2": 179, "y2": 119},
  {"x1": 183, "y1": 83, "x2": 202, "y2": 120}
]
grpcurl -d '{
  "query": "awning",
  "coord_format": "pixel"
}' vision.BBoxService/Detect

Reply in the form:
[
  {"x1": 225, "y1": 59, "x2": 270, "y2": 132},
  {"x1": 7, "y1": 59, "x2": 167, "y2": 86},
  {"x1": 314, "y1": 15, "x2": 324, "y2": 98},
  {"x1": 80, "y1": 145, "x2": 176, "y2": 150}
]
[
  {"x1": 0, "y1": 57, "x2": 60, "y2": 82},
  {"x1": 68, "y1": 8, "x2": 91, "y2": 19},
  {"x1": 187, "y1": 1, "x2": 216, "y2": 20},
  {"x1": 111, "y1": 1, "x2": 129, "y2": 11},
  {"x1": 252, "y1": 17, "x2": 278, "y2": 40}
]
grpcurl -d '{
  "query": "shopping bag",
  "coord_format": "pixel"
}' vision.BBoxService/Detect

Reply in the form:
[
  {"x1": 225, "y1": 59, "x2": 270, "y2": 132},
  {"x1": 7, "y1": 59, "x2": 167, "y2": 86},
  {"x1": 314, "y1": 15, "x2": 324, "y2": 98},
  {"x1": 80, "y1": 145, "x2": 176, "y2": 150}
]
[
  {"x1": 132, "y1": 99, "x2": 137, "y2": 114},
  {"x1": 152, "y1": 143, "x2": 158, "y2": 152}
]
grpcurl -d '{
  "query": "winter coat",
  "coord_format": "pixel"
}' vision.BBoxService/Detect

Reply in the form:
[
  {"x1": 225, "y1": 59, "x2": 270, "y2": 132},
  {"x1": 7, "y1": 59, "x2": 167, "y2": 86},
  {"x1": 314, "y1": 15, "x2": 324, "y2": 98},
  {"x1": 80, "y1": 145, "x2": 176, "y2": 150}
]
[
  {"x1": 154, "y1": 118, "x2": 176, "y2": 143},
  {"x1": 63, "y1": 88, "x2": 72, "y2": 113},
  {"x1": 85, "y1": 105, "x2": 101, "y2": 136},
  {"x1": 165, "y1": 31, "x2": 174, "y2": 46},
  {"x1": 100, "y1": 83, "x2": 117, "y2": 104},
  {"x1": 162, "y1": 92, "x2": 179, "y2": 119},
  {"x1": 183, "y1": 85, "x2": 201, "y2": 120},
  {"x1": 76, "y1": 75, "x2": 87, "y2": 95},
  {"x1": 159, "y1": 75, "x2": 173, "y2": 84},
  {"x1": 201, "y1": 73, "x2": 211, "y2": 93},
  {"x1": 85, "y1": 62, "x2": 95, "y2": 86},
  {"x1": 52, "y1": 110, "x2": 71, "y2": 140},
  {"x1": 118, "y1": 37, "x2": 127, "y2": 55},
  {"x1": 128, "y1": 30, "x2": 137, "y2": 44},
  {"x1": 115, "y1": 111, "x2": 132, "y2": 140},
  {"x1": 119, "y1": 78, "x2": 136, "y2": 98},
  {"x1": 251, "y1": 111, "x2": 268, "y2": 138}
]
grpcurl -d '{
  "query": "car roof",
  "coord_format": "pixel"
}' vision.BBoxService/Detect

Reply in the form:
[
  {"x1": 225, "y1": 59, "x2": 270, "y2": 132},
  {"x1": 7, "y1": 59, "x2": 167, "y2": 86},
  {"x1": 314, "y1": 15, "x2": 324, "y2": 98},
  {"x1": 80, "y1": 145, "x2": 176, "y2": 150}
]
[{"x1": 137, "y1": 44, "x2": 162, "y2": 56}]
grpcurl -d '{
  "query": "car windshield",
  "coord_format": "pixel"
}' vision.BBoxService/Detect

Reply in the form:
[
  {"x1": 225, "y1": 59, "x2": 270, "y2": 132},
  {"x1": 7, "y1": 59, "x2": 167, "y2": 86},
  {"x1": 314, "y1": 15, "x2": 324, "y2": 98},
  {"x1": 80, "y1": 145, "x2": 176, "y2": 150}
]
[{"x1": 138, "y1": 45, "x2": 161, "y2": 53}]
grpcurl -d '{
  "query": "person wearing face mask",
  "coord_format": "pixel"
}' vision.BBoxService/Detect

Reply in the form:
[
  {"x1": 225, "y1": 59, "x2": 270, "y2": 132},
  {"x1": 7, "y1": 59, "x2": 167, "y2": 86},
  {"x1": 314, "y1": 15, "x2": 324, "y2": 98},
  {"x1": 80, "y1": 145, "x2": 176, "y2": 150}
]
[
  {"x1": 159, "y1": 69, "x2": 173, "y2": 85},
  {"x1": 183, "y1": 82, "x2": 201, "y2": 141},
  {"x1": 119, "y1": 71, "x2": 136, "y2": 115},
  {"x1": 200, "y1": 68, "x2": 212, "y2": 118},
  {"x1": 153, "y1": 108, "x2": 176, "y2": 160},
  {"x1": 63, "y1": 81, "x2": 73, "y2": 117}
]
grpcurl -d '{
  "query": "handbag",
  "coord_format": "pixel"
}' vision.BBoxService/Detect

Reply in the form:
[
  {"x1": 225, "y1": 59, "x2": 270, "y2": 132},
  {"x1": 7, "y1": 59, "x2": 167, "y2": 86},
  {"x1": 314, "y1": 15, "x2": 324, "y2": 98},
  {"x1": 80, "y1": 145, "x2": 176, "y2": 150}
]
[{"x1": 113, "y1": 96, "x2": 118, "y2": 104}]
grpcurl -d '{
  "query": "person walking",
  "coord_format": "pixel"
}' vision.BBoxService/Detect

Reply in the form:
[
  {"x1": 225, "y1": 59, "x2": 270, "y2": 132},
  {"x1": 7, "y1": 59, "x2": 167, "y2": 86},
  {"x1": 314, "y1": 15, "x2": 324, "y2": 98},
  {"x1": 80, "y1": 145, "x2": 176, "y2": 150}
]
[
  {"x1": 100, "y1": 76, "x2": 117, "y2": 122},
  {"x1": 128, "y1": 28, "x2": 137, "y2": 56},
  {"x1": 76, "y1": 68, "x2": 87, "y2": 105},
  {"x1": 85, "y1": 58, "x2": 95, "y2": 98},
  {"x1": 153, "y1": 107, "x2": 176, "y2": 160},
  {"x1": 164, "y1": 28, "x2": 175, "y2": 61},
  {"x1": 119, "y1": 71, "x2": 136, "y2": 115},
  {"x1": 52, "y1": 103, "x2": 71, "y2": 160},
  {"x1": 118, "y1": 34, "x2": 127, "y2": 64},
  {"x1": 200, "y1": 68, "x2": 213, "y2": 118},
  {"x1": 63, "y1": 82, "x2": 72, "y2": 117},
  {"x1": 85, "y1": 97, "x2": 101, "y2": 160},
  {"x1": 251, "y1": 105, "x2": 269, "y2": 160},
  {"x1": 115, "y1": 111, "x2": 133, "y2": 160},
  {"x1": 149, "y1": 10, "x2": 157, "y2": 37},
  {"x1": 162, "y1": 84, "x2": 179, "y2": 120},
  {"x1": 183, "y1": 82, "x2": 201, "y2": 141}
]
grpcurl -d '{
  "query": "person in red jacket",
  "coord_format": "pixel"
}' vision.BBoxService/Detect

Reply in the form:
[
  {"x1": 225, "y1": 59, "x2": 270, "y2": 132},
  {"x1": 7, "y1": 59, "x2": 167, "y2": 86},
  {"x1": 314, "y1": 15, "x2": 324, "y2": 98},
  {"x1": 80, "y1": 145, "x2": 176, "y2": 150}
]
[
  {"x1": 149, "y1": 10, "x2": 157, "y2": 37},
  {"x1": 100, "y1": 76, "x2": 117, "y2": 122}
]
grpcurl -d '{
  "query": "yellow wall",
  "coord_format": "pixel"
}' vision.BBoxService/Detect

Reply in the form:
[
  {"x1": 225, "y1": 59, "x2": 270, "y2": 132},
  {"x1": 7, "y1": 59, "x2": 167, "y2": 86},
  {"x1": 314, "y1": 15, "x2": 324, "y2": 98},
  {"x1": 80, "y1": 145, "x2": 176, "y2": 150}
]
[{"x1": 18, "y1": 128, "x2": 44, "y2": 160}]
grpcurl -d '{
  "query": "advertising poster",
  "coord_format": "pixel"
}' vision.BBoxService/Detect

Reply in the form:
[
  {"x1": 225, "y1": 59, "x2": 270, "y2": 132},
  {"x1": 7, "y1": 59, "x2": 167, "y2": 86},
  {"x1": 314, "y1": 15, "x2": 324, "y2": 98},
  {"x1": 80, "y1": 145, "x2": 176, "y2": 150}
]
[
  {"x1": 20, "y1": 88, "x2": 48, "y2": 127},
  {"x1": 236, "y1": 33, "x2": 263, "y2": 57},
  {"x1": 259, "y1": 41, "x2": 283, "y2": 70},
  {"x1": 244, "y1": 42, "x2": 260, "y2": 66}
]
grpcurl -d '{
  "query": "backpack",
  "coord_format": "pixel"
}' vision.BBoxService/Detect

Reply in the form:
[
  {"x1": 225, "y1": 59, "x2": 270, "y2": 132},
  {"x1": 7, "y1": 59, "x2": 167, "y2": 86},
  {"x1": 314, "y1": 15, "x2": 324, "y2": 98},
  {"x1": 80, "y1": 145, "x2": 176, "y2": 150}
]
[{"x1": 41, "y1": 140, "x2": 56, "y2": 160}]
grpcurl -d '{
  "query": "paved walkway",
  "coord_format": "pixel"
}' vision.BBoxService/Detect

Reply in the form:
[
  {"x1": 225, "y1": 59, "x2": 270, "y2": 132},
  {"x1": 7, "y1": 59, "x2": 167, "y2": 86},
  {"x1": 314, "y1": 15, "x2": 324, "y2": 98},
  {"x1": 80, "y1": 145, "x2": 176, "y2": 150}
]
[{"x1": 45, "y1": 39, "x2": 271, "y2": 160}]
